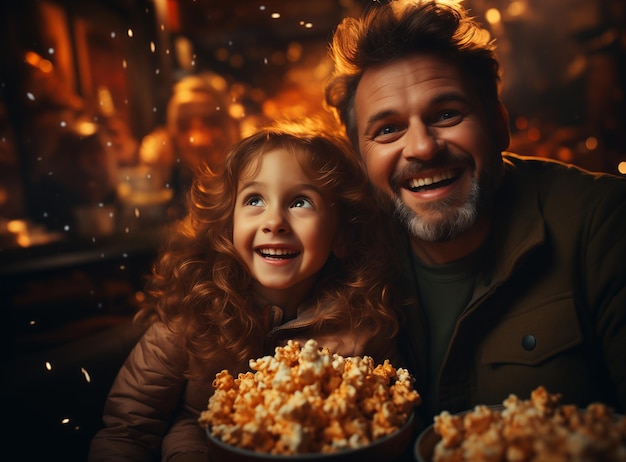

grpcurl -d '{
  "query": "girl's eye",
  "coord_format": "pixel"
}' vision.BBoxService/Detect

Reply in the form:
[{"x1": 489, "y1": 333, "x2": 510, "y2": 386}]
[
  {"x1": 291, "y1": 197, "x2": 314, "y2": 209},
  {"x1": 244, "y1": 195, "x2": 265, "y2": 207}
]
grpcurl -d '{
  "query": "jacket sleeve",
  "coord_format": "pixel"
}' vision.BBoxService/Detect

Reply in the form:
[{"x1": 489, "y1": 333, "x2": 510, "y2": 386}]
[
  {"x1": 161, "y1": 408, "x2": 211, "y2": 462},
  {"x1": 88, "y1": 323, "x2": 189, "y2": 461},
  {"x1": 584, "y1": 177, "x2": 626, "y2": 412}
]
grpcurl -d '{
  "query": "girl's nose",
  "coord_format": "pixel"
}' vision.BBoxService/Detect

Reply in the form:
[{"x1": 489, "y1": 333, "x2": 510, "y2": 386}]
[{"x1": 262, "y1": 209, "x2": 290, "y2": 234}]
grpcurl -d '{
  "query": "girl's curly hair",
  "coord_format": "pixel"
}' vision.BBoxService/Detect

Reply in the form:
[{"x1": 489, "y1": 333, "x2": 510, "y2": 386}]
[{"x1": 136, "y1": 118, "x2": 402, "y2": 363}]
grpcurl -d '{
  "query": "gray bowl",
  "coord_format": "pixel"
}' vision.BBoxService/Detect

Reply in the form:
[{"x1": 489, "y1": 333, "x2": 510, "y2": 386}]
[{"x1": 206, "y1": 412, "x2": 415, "y2": 462}]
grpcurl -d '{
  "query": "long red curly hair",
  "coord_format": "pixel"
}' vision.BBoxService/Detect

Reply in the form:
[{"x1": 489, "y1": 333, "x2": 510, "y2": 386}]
[{"x1": 137, "y1": 118, "x2": 403, "y2": 363}]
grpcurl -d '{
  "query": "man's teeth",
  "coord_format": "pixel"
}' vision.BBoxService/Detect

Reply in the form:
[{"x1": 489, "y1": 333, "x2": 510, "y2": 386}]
[
  {"x1": 409, "y1": 170, "x2": 455, "y2": 189},
  {"x1": 259, "y1": 248, "x2": 298, "y2": 257}
]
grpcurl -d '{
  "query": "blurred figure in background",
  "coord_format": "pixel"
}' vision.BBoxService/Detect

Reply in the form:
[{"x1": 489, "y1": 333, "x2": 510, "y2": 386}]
[{"x1": 138, "y1": 72, "x2": 241, "y2": 220}]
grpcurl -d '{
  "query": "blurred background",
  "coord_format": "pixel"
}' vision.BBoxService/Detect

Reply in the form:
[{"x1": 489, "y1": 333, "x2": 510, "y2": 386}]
[{"x1": 0, "y1": 0, "x2": 624, "y2": 459}]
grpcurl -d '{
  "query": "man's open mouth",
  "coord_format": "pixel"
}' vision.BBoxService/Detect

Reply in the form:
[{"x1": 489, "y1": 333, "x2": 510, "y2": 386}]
[{"x1": 406, "y1": 168, "x2": 461, "y2": 192}]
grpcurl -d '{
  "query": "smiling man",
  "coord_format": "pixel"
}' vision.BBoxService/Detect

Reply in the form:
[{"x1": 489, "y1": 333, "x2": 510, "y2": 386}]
[{"x1": 325, "y1": 0, "x2": 626, "y2": 421}]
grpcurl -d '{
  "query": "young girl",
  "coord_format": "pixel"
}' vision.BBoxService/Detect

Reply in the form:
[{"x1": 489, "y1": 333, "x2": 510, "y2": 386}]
[{"x1": 88, "y1": 118, "x2": 406, "y2": 461}]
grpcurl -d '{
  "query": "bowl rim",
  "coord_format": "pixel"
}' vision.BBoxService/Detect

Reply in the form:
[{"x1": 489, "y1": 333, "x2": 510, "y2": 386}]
[{"x1": 206, "y1": 411, "x2": 416, "y2": 460}]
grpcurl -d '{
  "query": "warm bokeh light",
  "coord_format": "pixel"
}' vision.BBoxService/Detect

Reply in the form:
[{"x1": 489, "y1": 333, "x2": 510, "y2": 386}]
[
  {"x1": 485, "y1": 8, "x2": 501, "y2": 24},
  {"x1": 527, "y1": 127, "x2": 541, "y2": 142},
  {"x1": 25, "y1": 51, "x2": 54, "y2": 73},
  {"x1": 507, "y1": 1, "x2": 528, "y2": 17},
  {"x1": 228, "y1": 102, "x2": 246, "y2": 120},
  {"x1": 585, "y1": 137, "x2": 598, "y2": 151},
  {"x1": 515, "y1": 116, "x2": 529, "y2": 130},
  {"x1": 556, "y1": 146, "x2": 574, "y2": 163},
  {"x1": 7, "y1": 219, "x2": 27, "y2": 234}
]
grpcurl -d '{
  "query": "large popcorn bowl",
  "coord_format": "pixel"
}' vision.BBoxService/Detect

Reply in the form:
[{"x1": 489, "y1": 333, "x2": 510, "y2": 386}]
[
  {"x1": 414, "y1": 387, "x2": 626, "y2": 462},
  {"x1": 200, "y1": 339, "x2": 422, "y2": 461}
]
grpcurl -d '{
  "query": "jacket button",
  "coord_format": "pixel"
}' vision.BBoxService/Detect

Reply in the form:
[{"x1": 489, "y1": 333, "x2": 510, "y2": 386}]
[{"x1": 521, "y1": 334, "x2": 536, "y2": 351}]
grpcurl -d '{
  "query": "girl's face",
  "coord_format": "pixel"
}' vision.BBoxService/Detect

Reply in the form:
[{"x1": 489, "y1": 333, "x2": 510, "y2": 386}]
[{"x1": 232, "y1": 147, "x2": 339, "y2": 309}]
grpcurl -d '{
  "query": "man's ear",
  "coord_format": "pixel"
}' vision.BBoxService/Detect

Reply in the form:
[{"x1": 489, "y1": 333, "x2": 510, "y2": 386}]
[{"x1": 495, "y1": 102, "x2": 510, "y2": 151}]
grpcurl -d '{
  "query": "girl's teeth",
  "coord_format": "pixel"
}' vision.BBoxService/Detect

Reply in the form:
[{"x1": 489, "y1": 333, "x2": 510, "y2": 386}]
[{"x1": 260, "y1": 248, "x2": 296, "y2": 256}]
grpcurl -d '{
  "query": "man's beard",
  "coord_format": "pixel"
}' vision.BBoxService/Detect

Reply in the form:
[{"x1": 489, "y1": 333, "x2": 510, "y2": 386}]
[
  {"x1": 372, "y1": 156, "x2": 501, "y2": 242},
  {"x1": 392, "y1": 180, "x2": 480, "y2": 242}
]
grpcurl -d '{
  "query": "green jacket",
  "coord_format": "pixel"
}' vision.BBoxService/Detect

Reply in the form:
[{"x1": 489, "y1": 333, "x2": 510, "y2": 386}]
[{"x1": 400, "y1": 153, "x2": 626, "y2": 421}]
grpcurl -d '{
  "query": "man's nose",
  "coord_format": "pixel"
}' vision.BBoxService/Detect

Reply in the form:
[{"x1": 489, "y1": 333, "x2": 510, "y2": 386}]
[{"x1": 403, "y1": 120, "x2": 441, "y2": 161}]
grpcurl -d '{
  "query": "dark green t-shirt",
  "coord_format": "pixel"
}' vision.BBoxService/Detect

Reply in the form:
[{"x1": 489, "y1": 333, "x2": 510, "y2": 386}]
[{"x1": 411, "y1": 245, "x2": 486, "y2": 416}]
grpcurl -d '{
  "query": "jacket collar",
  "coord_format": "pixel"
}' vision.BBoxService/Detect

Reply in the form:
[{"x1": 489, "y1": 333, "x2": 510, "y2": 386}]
[{"x1": 487, "y1": 155, "x2": 547, "y2": 285}]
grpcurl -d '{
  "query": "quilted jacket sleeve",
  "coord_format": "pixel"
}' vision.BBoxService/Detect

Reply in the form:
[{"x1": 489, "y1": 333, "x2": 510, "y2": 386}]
[{"x1": 88, "y1": 323, "x2": 193, "y2": 461}]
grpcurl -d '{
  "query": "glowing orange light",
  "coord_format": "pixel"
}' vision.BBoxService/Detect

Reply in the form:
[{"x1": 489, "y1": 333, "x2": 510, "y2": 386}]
[
  {"x1": 585, "y1": 137, "x2": 598, "y2": 151},
  {"x1": 527, "y1": 127, "x2": 541, "y2": 142},
  {"x1": 515, "y1": 116, "x2": 529, "y2": 130},
  {"x1": 485, "y1": 8, "x2": 501, "y2": 24}
]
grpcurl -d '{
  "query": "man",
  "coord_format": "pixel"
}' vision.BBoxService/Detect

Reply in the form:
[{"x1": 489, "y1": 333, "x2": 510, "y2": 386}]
[
  {"x1": 139, "y1": 72, "x2": 241, "y2": 220},
  {"x1": 325, "y1": 0, "x2": 626, "y2": 421}
]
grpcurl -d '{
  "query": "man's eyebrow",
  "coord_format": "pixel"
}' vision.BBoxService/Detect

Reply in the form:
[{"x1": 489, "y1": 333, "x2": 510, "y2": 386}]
[
  {"x1": 364, "y1": 109, "x2": 397, "y2": 131},
  {"x1": 431, "y1": 92, "x2": 467, "y2": 105}
]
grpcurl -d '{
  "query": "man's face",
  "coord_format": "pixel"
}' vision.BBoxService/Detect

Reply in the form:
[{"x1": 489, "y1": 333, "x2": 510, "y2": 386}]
[
  {"x1": 354, "y1": 54, "x2": 506, "y2": 242},
  {"x1": 174, "y1": 103, "x2": 238, "y2": 172}
]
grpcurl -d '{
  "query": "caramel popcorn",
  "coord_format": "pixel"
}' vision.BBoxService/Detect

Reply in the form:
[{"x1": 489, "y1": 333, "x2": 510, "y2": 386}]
[
  {"x1": 199, "y1": 339, "x2": 421, "y2": 455},
  {"x1": 432, "y1": 386, "x2": 626, "y2": 461}
]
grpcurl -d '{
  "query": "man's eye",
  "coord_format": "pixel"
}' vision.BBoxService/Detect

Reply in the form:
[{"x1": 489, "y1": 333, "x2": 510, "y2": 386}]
[
  {"x1": 245, "y1": 195, "x2": 265, "y2": 207},
  {"x1": 292, "y1": 197, "x2": 314, "y2": 209},
  {"x1": 437, "y1": 110, "x2": 463, "y2": 124},
  {"x1": 376, "y1": 125, "x2": 398, "y2": 136}
]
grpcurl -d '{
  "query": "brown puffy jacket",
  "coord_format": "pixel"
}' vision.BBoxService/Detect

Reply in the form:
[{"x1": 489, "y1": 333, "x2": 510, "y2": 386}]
[{"x1": 89, "y1": 306, "x2": 398, "y2": 461}]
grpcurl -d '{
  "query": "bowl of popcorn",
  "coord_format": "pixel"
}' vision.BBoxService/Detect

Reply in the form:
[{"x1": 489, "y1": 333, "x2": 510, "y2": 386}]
[
  {"x1": 415, "y1": 386, "x2": 626, "y2": 461},
  {"x1": 199, "y1": 339, "x2": 421, "y2": 461}
]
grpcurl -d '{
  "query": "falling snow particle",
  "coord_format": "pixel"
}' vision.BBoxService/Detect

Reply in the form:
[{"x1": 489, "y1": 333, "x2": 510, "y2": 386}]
[{"x1": 81, "y1": 368, "x2": 92, "y2": 383}]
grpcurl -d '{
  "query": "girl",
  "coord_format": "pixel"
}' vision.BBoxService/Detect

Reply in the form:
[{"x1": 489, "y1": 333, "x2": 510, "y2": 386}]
[{"x1": 89, "y1": 118, "x2": 406, "y2": 461}]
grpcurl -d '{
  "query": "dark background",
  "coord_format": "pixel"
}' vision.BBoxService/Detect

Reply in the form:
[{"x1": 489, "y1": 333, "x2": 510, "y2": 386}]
[{"x1": 1, "y1": 0, "x2": 624, "y2": 459}]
